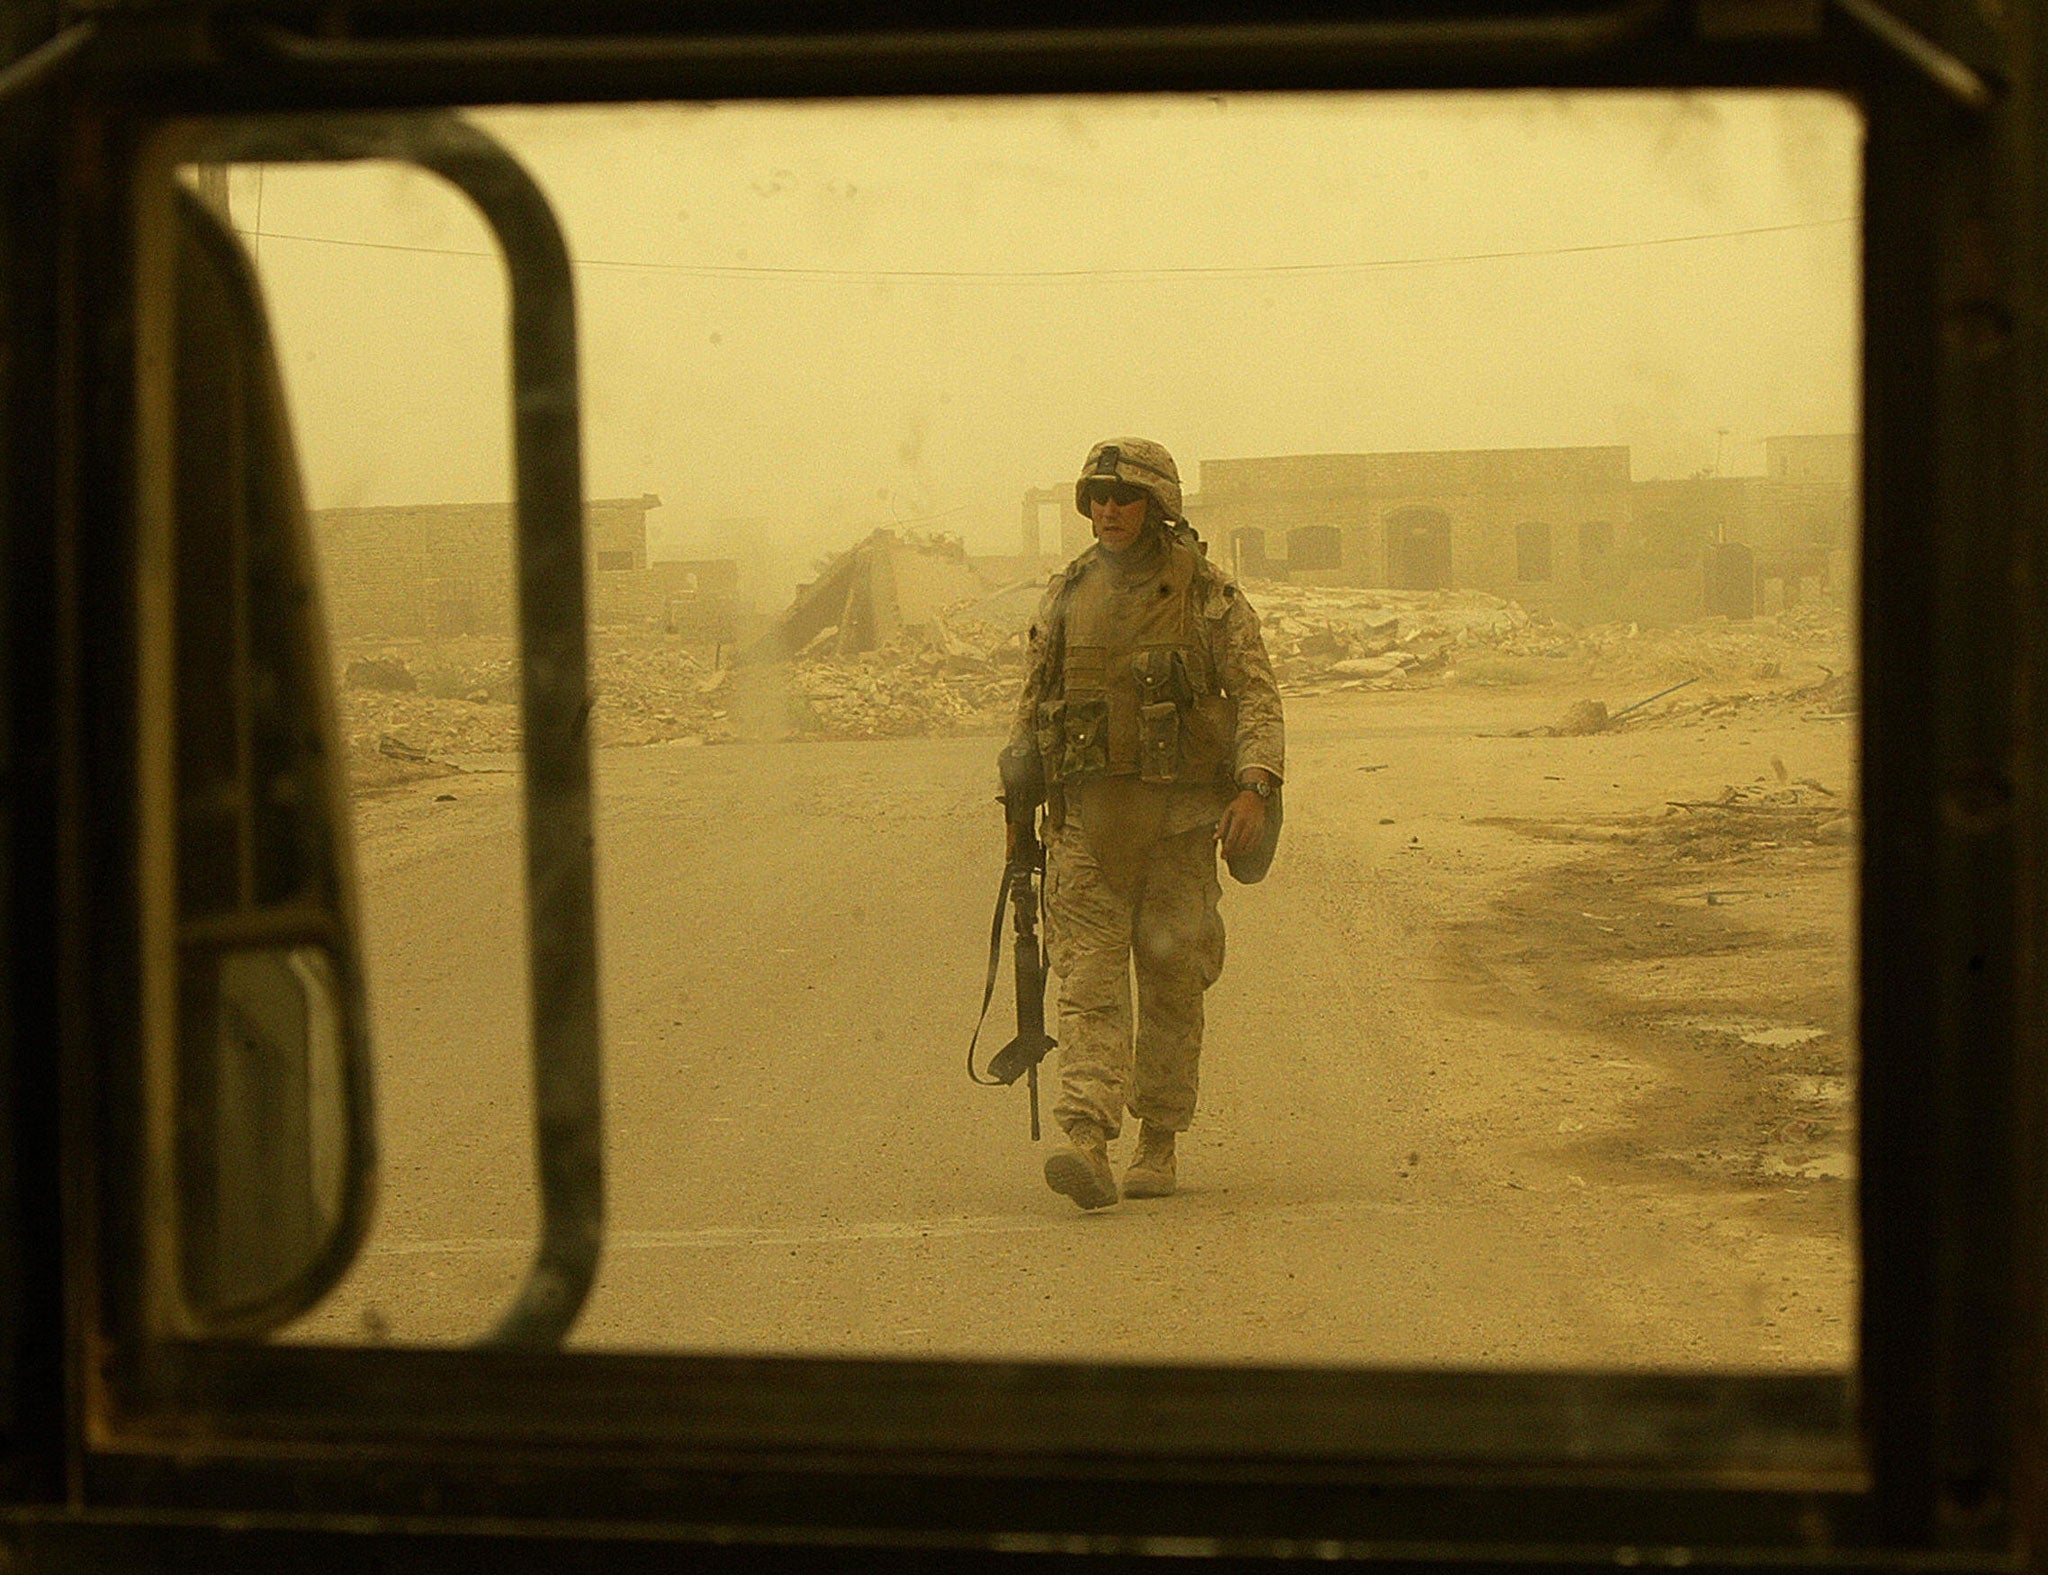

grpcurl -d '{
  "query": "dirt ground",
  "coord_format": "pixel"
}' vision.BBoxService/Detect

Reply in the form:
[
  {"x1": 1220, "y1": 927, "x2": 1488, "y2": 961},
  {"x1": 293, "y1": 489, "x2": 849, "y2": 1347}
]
[
  {"x1": 307, "y1": 598, "x2": 1856, "y2": 1366},
  {"x1": 1288, "y1": 677, "x2": 1856, "y2": 1347}
]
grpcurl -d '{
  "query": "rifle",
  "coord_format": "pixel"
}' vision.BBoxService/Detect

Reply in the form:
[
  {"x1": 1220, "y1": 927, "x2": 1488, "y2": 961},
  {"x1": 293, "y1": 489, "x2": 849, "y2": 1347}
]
[{"x1": 967, "y1": 744, "x2": 1057, "y2": 1138}]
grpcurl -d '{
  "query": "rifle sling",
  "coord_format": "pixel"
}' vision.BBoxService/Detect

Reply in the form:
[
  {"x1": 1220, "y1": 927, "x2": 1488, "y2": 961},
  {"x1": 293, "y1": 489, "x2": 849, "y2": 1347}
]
[{"x1": 966, "y1": 866, "x2": 1014, "y2": 1086}]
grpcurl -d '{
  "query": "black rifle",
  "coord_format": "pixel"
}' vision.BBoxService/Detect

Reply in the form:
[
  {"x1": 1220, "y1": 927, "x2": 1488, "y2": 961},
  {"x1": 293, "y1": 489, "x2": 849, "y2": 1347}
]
[{"x1": 967, "y1": 745, "x2": 1057, "y2": 1138}]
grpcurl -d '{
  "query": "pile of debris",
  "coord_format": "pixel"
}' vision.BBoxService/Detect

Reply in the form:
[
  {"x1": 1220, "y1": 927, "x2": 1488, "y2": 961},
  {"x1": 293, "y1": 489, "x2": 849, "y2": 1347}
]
[
  {"x1": 1244, "y1": 582, "x2": 1527, "y2": 694},
  {"x1": 776, "y1": 575, "x2": 1499, "y2": 736},
  {"x1": 1503, "y1": 602, "x2": 1853, "y2": 690},
  {"x1": 1235, "y1": 580, "x2": 1856, "y2": 716},
  {"x1": 590, "y1": 643, "x2": 740, "y2": 747},
  {"x1": 336, "y1": 633, "x2": 741, "y2": 792},
  {"x1": 337, "y1": 645, "x2": 520, "y2": 792},
  {"x1": 333, "y1": 576, "x2": 1863, "y2": 787},
  {"x1": 785, "y1": 614, "x2": 1023, "y2": 740},
  {"x1": 1655, "y1": 772, "x2": 1856, "y2": 859}
]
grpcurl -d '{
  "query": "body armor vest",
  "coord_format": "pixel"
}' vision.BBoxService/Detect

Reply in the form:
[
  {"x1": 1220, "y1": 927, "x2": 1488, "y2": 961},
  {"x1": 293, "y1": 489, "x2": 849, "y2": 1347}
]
[{"x1": 1037, "y1": 542, "x2": 1238, "y2": 789}]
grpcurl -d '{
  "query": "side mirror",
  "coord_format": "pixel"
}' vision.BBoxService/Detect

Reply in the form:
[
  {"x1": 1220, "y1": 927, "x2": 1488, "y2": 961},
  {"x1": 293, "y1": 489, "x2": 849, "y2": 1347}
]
[
  {"x1": 164, "y1": 183, "x2": 374, "y2": 1336},
  {"x1": 144, "y1": 115, "x2": 602, "y2": 1349}
]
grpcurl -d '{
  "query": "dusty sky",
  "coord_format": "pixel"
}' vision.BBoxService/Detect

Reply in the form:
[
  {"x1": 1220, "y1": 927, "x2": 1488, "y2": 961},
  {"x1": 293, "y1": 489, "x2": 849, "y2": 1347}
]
[{"x1": 226, "y1": 91, "x2": 1860, "y2": 596}]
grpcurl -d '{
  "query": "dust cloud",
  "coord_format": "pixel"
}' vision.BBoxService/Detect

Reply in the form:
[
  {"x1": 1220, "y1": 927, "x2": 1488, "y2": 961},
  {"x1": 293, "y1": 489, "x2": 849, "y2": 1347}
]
[
  {"x1": 230, "y1": 92, "x2": 1857, "y2": 600},
  {"x1": 236, "y1": 93, "x2": 1863, "y2": 1369}
]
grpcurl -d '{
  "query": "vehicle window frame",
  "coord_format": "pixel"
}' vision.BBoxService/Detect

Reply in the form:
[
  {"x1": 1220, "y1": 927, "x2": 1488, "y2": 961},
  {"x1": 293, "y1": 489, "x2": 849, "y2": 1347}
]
[{"x1": 44, "y1": 4, "x2": 2039, "y2": 1560}]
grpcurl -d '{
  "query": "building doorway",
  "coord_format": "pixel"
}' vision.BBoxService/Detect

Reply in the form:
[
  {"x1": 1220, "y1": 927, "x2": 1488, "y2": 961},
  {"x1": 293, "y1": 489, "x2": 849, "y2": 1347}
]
[
  {"x1": 1516, "y1": 522, "x2": 1553, "y2": 582},
  {"x1": 1386, "y1": 508, "x2": 1452, "y2": 590},
  {"x1": 1231, "y1": 527, "x2": 1271, "y2": 579}
]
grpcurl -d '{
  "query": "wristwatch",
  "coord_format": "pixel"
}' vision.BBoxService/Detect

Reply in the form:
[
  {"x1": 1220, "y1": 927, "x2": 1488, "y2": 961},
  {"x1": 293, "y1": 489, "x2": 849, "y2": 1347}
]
[{"x1": 1237, "y1": 775, "x2": 1273, "y2": 800}]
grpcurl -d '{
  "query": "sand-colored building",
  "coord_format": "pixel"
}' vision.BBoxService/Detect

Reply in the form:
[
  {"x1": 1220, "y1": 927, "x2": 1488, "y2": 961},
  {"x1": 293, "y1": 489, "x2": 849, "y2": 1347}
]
[
  {"x1": 311, "y1": 494, "x2": 742, "y2": 639},
  {"x1": 1182, "y1": 439, "x2": 1856, "y2": 624}
]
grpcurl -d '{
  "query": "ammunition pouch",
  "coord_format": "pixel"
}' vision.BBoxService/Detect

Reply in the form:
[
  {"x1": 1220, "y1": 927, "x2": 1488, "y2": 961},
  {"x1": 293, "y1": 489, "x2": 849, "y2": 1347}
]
[
  {"x1": 1040, "y1": 696, "x2": 1109, "y2": 784},
  {"x1": 1133, "y1": 648, "x2": 1189, "y2": 784},
  {"x1": 1133, "y1": 646, "x2": 1195, "y2": 710},
  {"x1": 1138, "y1": 702, "x2": 1180, "y2": 783}
]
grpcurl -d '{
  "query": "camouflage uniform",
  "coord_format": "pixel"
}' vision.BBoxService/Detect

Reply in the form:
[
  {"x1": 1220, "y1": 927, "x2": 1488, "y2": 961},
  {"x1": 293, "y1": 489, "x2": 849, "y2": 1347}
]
[{"x1": 1008, "y1": 438, "x2": 1285, "y2": 1159}]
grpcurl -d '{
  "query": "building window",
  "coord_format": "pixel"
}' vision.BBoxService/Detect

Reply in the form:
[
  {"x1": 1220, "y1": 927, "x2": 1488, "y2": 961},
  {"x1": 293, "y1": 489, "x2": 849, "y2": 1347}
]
[
  {"x1": 1288, "y1": 524, "x2": 1342, "y2": 572},
  {"x1": 1516, "y1": 522, "x2": 1553, "y2": 582},
  {"x1": 1386, "y1": 507, "x2": 1453, "y2": 590}
]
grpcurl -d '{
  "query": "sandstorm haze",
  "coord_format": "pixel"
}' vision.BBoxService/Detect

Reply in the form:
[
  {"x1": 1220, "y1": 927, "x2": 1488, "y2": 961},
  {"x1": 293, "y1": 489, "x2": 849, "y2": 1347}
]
[
  {"x1": 262, "y1": 89, "x2": 1866, "y2": 1363},
  {"x1": 226, "y1": 91, "x2": 1858, "y2": 600}
]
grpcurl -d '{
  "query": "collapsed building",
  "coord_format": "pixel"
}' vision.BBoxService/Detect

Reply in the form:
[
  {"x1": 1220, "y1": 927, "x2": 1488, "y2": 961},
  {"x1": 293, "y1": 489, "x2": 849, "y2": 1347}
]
[{"x1": 752, "y1": 527, "x2": 1057, "y2": 661}]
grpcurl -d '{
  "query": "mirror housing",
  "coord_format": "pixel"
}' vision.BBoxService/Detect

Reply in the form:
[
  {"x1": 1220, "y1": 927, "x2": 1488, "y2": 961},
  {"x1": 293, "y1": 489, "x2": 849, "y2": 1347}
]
[{"x1": 163, "y1": 183, "x2": 374, "y2": 1336}]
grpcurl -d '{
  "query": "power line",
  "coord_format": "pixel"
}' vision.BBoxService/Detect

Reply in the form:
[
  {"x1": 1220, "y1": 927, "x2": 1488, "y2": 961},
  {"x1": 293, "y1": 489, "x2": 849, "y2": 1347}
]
[{"x1": 231, "y1": 214, "x2": 1854, "y2": 283}]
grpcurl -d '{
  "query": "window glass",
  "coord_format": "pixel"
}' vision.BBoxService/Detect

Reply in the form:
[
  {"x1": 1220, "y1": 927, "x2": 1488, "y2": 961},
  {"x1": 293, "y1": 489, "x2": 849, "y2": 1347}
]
[{"x1": 206, "y1": 91, "x2": 1861, "y2": 1365}]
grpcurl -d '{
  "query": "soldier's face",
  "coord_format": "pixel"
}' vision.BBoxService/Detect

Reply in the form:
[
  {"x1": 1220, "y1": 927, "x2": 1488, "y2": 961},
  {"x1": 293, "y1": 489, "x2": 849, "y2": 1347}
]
[{"x1": 1088, "y1": 489, "x2": 1150, "y2": 553}]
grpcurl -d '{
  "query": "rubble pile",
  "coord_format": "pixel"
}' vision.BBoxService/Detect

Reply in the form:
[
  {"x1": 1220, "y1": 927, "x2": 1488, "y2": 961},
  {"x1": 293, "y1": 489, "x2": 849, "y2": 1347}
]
[
  {"x1": 338, "y1": 639, "x2": 520, "y2": 788},
  {"x1": 1503, "y1": 603, "x2": 1853, "y2": 691},
  {"x1": 336, "y1": 633, "x2": 741, "y2": 791},
  {"x1": 786, "y1": 614, "x2": 1023, "y2": 740},
  {"x1": 1236, "y1": 580, "x2": 1856, "y2": 720},
  {"x1": 590, "y1": 643, "x2": 738, "y2": 746},
  {"x1": 1244, "y1": 582, "x2": 1527, "y2": 694},
  {"x1": 1654, "y1": 776, "x2": 1857, "y2": 859},
  {"x1": 331, "y1": 583, "x2": 1860, "y2": 792}
]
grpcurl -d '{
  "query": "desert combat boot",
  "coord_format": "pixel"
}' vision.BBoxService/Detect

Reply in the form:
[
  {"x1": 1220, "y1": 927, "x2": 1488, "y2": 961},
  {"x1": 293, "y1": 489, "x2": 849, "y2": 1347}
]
[
  {"x1": 1044, "y1": 1121, "x2": 1119, "y2": 1210},
  {"x1": 1121, "y1": 1123, "x2": 1177, "y2": 1199}
]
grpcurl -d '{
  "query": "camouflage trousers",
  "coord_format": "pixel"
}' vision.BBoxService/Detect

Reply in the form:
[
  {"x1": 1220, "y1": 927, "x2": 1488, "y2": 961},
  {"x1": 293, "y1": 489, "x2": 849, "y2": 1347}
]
[{"x1": 1043, "y1": 818, "x2": 1226, "y2": 1138}]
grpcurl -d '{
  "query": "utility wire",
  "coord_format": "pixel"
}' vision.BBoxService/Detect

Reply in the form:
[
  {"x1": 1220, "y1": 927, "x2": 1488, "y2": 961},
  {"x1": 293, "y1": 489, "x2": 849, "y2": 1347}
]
[{"x1": 231, "y1": 214, "x2": 1854, "y2": 284}]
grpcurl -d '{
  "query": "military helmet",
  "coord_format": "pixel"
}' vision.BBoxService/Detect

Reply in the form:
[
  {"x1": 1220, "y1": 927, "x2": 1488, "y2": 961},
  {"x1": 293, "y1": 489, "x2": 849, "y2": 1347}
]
[{"x1": 1074, "y1": 437, "x2": 1183, "y2": 522}]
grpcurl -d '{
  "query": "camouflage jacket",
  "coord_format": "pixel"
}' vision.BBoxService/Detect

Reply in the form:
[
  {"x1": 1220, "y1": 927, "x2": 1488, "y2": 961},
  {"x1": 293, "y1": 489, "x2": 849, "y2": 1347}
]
[{"x1": 1007, "y1": 536, "x2": 1286, "y2": 789}]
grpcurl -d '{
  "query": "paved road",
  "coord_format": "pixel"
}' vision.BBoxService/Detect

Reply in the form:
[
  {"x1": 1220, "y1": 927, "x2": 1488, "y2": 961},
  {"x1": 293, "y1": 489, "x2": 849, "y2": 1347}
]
[{"x1": 297, "y1": 698, "x2": 1852, "y2": 1368}]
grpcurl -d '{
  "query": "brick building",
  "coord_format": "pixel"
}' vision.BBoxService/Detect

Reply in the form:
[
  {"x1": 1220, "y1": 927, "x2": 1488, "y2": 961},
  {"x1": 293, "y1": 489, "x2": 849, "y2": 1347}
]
[
  {"x1": 1180, "y1": 439, "x2": 1856, "y2": 625},
  {"x1": 311, "y1": 494, "x2": 739, "y2": 639},
  {"x1": 1187, "y1": 446, "x2": 1639, "y2": 622}
]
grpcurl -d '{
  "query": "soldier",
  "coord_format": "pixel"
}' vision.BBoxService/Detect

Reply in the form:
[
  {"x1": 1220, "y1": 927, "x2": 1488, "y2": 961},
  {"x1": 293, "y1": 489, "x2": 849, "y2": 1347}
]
[{"x1": 1008, "y1": 438, "x2": 1285, "y2": 1210}]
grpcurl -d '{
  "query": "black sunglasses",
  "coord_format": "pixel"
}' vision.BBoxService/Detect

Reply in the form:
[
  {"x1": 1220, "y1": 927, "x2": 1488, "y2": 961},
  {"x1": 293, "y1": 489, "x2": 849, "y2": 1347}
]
[{"x1": 1083, "y1": 479, "x2": 1147, "y2": 507}]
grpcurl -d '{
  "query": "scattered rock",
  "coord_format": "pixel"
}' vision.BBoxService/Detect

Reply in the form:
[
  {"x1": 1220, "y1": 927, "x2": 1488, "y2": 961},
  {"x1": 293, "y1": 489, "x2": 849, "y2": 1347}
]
[
  {"x1": 1330, "y1": 654, "x2": 1410, "y2": 679},
  {"x1": 1552, "y1": 699, "x2": 1610, "y2": 736},
  {"x1": 339, "y1": 630, "x2": 742, "y2": 793},
  {"x1": 345, "y1": 656, "x2": 417, "y2": 693},
  {"x1": 378, "y1": 732, "x2": 433, "y2": 762},
  {"x1": 782, "y1": 611, "x2": 1019, "y2": 741}
]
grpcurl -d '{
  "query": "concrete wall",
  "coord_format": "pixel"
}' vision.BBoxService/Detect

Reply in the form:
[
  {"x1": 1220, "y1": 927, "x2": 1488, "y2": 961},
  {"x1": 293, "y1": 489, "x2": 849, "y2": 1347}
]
[
  {"x1": 314, "y1": 495, "x2": 664, "y2": 637},
  {"x1": 759, "y1": 530, "x2": 995, "y2": 659},
  {"x1": 1188, "y1": 443, "x2": 1857, "y2": 626},
  {"x1": 890, "y1": 538, "x2": 987, "y2": 624},
  {"x1": 1191, "y1": 447, "x2": 1640, "y2": 621}
]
